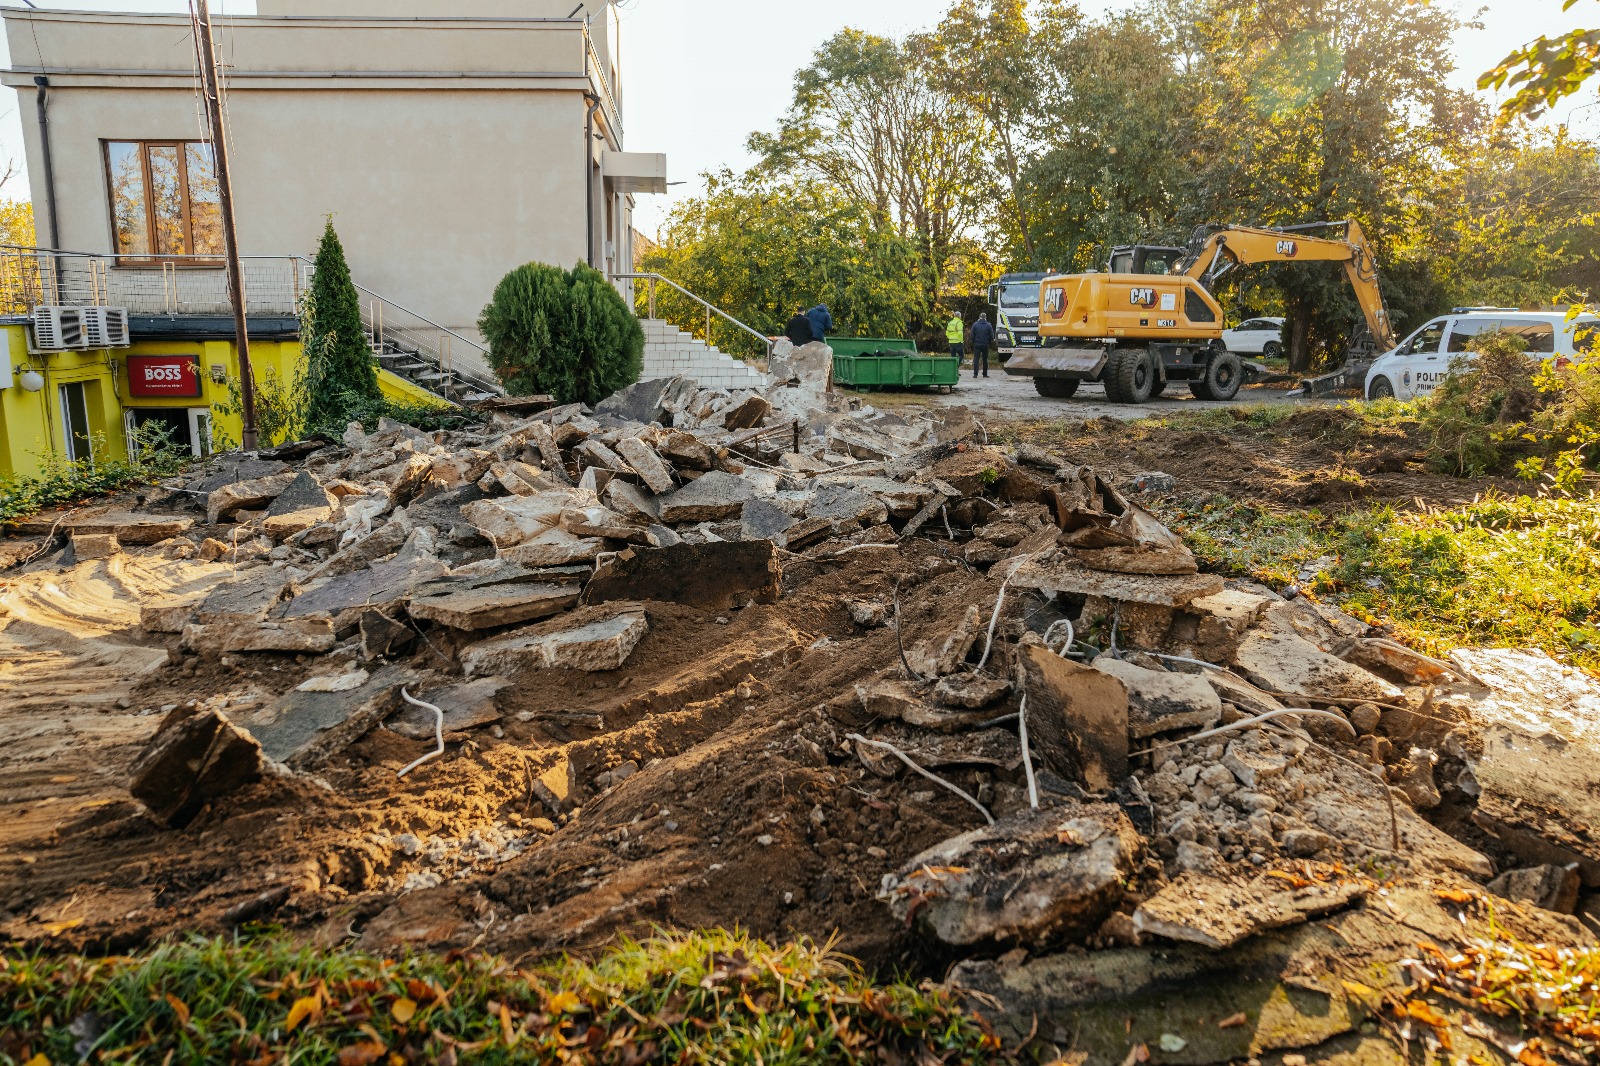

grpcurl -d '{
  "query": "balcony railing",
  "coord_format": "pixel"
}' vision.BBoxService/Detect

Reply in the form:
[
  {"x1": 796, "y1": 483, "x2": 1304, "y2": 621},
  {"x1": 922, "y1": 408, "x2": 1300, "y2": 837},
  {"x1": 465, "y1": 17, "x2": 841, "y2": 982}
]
[{"x1": 0, "y1": 246, "x2": 503, "y2": 402}]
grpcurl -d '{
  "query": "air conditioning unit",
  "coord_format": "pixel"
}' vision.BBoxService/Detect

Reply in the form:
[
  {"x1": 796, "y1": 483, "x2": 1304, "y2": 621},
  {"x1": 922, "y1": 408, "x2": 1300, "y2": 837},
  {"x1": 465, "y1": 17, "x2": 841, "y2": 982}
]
[
  {"x1": 30, "y1": 306, "x2": 83, "y2": 352},
  {"x1": 82, "y1": 306, "x2": 131, "y2": 348}
]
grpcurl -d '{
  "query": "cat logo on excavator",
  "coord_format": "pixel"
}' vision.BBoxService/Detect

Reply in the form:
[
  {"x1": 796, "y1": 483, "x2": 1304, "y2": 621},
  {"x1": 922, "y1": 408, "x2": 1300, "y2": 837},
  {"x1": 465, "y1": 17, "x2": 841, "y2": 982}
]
[
  {"x1": 1129, "y1": 287, "x2": 1158, "y2": 308},
  {"x1": 1276, "y1": 240, "x2": 1299, "y2": 257}
]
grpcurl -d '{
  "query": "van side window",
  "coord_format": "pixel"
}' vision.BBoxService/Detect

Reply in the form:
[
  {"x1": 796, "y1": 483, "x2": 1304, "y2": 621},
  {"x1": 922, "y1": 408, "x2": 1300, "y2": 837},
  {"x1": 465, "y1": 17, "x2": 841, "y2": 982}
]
[
  {"x1": 1501, "y1": 321, "x2": 1555, "y2": 354},
  {"x1": 1576, "y1": 323, "x2": 1598, "y2": 353},
  {"x1": 1447, "y1": 319, "x2": 1499, "y2": 352},
  {"x1": 1406, "y1": 322, "x2": 1446, "y2": 355}
]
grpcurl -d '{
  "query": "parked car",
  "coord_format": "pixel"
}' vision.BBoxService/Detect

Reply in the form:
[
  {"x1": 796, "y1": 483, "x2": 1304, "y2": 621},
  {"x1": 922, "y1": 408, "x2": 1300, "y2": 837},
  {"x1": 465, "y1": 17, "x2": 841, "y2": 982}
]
[
  {"x1": 1220, "y1": 317, "x2": 1286, "y2": 358},
  {"x1": 1364, "y1": 310, "x2": 1599, "y2": 401}
]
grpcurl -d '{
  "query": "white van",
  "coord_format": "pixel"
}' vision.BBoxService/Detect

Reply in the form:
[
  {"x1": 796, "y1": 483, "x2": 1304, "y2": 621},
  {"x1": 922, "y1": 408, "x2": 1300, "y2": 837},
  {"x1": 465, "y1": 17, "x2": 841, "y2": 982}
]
[{"x1": 1365, "y1": 309, "x2": 1598, "y2": 401}]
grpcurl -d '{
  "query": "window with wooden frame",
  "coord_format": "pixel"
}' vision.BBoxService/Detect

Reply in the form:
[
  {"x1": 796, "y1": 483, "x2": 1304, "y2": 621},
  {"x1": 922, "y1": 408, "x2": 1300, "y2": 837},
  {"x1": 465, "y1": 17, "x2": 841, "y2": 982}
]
[{"x1": 104, "y1": 141, "x2": 223, "y2": 259}]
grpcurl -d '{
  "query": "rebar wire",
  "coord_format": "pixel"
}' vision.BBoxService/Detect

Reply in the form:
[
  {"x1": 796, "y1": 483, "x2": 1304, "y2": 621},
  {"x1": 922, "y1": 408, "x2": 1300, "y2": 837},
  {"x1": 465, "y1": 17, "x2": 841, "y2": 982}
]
[
  {"x1": 847, "y1": 734, "x2": 994, "y2": 825},
  {"x1": 396, "y1": 688, "x2": 445, "y2": 779},
  {"x1": 1018, "y1": 690, "x2": 1040, "y2": 811}
]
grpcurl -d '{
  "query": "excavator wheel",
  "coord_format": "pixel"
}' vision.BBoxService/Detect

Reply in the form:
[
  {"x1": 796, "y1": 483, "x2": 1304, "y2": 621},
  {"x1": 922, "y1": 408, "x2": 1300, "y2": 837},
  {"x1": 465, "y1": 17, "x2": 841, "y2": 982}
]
[
  {"x1": 1034, "y1": 377, "x2": 1080, "y2": 399},
  {"x1": 1106, "y1": 349, "x2": 1158, "y2": 404},
  {"x1": 1190, "y1": 350, "x2": 1243, "y2": 402}
]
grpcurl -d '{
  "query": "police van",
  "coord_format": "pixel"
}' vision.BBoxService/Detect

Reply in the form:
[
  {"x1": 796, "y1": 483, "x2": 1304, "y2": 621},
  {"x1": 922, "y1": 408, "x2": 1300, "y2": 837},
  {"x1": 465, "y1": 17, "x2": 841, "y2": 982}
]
[{"x1": 1364, "y1": 309, "x2": 1598, "y2": 401}]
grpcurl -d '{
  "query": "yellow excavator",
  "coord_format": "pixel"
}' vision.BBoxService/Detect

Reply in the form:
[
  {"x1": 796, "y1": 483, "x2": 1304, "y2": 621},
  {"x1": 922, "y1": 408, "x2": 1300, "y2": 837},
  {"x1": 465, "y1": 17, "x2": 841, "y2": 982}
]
[{"x1": 1003, "y1": 221, "x2": 1398, "y2": 403}]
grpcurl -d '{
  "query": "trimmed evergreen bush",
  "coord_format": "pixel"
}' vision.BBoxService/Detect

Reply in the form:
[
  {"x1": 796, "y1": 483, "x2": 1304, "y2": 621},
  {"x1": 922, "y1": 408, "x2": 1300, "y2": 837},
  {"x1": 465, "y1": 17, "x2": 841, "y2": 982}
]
[
  {"x1": 479, "y1": 262, "x2": 644, "y2": 405},
  {"x1": 301, "y1": 220, "x2": 380, "y2": 433}
]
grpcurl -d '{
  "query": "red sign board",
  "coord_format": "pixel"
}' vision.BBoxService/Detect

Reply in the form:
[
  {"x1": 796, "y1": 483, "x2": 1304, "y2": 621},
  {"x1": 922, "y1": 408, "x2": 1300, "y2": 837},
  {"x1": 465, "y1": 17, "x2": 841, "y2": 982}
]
[{"x1": 128, "y1": 355, "x2": 203, "y2": 399}]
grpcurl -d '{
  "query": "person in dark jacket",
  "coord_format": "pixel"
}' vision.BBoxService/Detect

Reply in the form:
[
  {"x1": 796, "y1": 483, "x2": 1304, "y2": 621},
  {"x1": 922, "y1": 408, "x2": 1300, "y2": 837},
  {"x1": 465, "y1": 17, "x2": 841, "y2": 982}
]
[
  {"x1": 784, "y1": 309, "x2": 814, "y2": 347},
  {"x1": 971, "y1": 313, "x2": 996, "y2": 378},
  {"x1": 806, "y1": 304, "x2": 835, "y2": 345}
]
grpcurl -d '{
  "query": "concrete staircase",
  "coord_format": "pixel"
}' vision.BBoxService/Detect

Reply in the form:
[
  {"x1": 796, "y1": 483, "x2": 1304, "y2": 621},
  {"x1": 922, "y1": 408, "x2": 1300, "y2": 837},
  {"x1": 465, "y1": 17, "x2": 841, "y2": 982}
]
[{"x1": 641, "y1": 318, "x2": 770, "y2": 390}]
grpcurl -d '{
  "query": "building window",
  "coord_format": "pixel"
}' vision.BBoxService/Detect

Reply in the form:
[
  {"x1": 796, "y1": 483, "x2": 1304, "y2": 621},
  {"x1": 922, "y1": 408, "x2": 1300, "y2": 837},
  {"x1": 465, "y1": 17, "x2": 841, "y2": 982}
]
[{"x1": 104, "y1": 141, "x2": 223, "y2": 258}]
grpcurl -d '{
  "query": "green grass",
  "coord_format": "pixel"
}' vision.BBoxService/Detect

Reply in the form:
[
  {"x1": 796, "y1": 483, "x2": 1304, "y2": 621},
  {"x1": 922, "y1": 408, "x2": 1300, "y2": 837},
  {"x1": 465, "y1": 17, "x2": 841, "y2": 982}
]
[
  {"x1": 1, "y1": 931, "x2": 1011, "y2": 1065},
  {"x1": 0, "y1": 425, "x2": 192, "y2": 525},
  {"x1": 1154, "y1": 492, "x2": 1600, "y2": 672}
]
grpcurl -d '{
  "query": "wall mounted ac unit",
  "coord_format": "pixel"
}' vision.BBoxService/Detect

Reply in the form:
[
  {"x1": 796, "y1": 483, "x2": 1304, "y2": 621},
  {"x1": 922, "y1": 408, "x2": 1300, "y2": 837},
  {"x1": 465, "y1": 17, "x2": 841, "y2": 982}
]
[
  {"x1": 30, "y1": 306, "x2": 83, "y2": 352},
  {"x1": 82, "y1": 306, "x2": 131, "y2": 348}
]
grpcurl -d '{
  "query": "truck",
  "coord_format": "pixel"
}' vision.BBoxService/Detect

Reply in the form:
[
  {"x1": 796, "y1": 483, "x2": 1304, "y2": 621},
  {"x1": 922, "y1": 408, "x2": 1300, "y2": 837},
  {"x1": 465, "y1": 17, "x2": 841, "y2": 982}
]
[
  {"x1": 986, "y1": 272, "x2": 1050, "y2": 361},
  {"x1": 1002, "y1": 221, "x2": 1397, "y2": 403}
]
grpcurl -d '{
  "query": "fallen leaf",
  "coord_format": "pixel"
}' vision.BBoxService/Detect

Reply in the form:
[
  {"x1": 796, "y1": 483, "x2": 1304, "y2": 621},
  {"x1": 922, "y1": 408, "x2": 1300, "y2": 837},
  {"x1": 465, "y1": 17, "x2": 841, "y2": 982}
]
[
  {"x1": 1119, "y1": 1044, "x2": 1149, "y2": 1066},
  {"x1": 24, "y1": 1055, "x2": 50, "y2": 1066},
  {"x1": 1217, "y1": 1012, "x2": 1248, "y2": 1029},
  {"x1": 41, "y1": 919, "x2": 83, "y2": 936},
  {"x1": 336, "y1": 1042, "x2": 386, "y2": 1066},
  {"x1": 1435, "y1": 888, "x2": 1475, "y2": 904},
  {"x1": 1342, "y1": 980, "x2": 1377, "y2": 997},
  {"x1": 391, "y1": 998, "x2": 417, "y2": 1024},
  {"x1": 286, "y1": 995, "x2": 321, "y2": 1033},
  {"x1": 547, "y1": 990, "x2": 582, "y2": 1015},
  {"x1": 165, "y1": 993, "x2": 191, "y2": 1027}
]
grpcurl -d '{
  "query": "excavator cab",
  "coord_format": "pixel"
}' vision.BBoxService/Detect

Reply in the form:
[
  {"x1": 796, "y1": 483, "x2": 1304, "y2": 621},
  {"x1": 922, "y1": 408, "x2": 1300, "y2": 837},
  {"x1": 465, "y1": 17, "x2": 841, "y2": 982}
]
[{"x1": 1106, "y1": 245, "x2": 1187, "y2": 276}]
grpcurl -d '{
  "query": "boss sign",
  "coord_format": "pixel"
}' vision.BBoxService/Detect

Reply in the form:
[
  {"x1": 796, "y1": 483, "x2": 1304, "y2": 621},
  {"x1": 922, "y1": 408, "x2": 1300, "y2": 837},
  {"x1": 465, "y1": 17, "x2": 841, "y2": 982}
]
[{"x1": 128, "y1": 355, "x2": 203, "y2": 398}]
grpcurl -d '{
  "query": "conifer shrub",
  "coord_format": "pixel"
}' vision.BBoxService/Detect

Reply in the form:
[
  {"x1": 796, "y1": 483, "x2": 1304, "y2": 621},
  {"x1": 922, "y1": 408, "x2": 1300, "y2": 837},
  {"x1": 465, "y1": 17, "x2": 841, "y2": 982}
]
[
  {"x1": 300, "y1": 220, "x2": 381, "y2": 434},
  {"x1": 479, "y1": 262, "x2": 644, "y2": 405}
]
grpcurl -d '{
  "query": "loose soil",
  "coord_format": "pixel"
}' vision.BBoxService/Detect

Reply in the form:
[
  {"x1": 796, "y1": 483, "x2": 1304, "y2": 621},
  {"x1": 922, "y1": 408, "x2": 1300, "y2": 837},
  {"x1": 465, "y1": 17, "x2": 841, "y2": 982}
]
[{"x1": 0, "y1": 411, "x2": 1564, "y2": 978}]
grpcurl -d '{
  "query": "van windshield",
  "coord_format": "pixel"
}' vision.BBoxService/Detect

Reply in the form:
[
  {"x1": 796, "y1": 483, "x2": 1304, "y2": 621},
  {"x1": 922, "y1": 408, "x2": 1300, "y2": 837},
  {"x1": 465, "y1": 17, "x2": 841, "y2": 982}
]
[{"x1": 1000, "y1": 283, "x2": 1040, "y2": 308}]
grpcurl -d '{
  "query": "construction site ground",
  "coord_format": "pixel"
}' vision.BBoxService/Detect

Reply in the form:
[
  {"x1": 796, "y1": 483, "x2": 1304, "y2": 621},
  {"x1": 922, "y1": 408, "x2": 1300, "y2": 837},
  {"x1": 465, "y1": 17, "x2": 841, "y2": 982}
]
[{"x1": 2, "y1": 393, "x2": 1594, "y2": 1066}]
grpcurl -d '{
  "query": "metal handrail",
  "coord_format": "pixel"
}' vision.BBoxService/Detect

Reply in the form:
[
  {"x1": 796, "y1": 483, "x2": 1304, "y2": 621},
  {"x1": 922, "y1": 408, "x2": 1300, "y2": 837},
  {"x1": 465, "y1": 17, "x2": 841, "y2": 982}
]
[{"x1": 613, "y1": 272, "x2": 774, "y2": 357}]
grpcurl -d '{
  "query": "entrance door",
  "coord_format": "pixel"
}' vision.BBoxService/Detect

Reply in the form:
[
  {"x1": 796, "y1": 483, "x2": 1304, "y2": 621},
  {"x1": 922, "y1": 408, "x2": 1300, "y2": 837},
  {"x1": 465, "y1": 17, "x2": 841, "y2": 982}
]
[
  {"x1": 59, "y1": 382, "x2": 92, "y2": 463},
  {"x1": 128, "y1": 408, "x2": 192, "y2": 456},
  {"x1": 188, "y1": 408, "x2": 214, "y2": 457}
]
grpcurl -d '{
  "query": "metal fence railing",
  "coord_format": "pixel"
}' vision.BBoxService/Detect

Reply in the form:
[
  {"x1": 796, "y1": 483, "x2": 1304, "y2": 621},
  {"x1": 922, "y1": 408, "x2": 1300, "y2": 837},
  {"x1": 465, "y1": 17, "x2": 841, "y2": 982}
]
[
  {"x1": 613, "y1": 272, "x2": 774, "y2": 361},
  {"x1": 0, "y1": 246, "x2": 503, "y2": 402}
]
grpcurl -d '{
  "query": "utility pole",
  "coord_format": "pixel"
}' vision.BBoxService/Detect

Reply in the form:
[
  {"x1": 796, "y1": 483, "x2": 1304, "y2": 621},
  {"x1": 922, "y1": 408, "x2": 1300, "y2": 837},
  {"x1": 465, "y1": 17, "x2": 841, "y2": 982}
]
[{"x1": 192, "y1": 0, "x2": 258, "y2": 451}]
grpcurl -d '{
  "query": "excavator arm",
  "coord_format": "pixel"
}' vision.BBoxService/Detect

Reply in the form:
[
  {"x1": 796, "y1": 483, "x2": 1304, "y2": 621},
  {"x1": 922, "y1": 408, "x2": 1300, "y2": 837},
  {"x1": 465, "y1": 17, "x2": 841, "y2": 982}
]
[{"x1": 1178, "y1": 221, "x2": 1397, "y2": 352}]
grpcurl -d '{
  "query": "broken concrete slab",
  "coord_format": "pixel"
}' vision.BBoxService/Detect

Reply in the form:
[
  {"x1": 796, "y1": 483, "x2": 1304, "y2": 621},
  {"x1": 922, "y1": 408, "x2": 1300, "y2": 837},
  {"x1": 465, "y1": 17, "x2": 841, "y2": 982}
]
[
  {"x1": 880, "y1": 803, "x2": 1141, "y2": 946},
  {"x1": 408, "y1": 583, "x2": 580, "y2": 632},
  {"x1": 806, "y1": 483, "x2": 889, "y2": 528},
  {"x1": 583, "y1": 541, "x2": 780, "y2": 611},
  {"x1": 856, "y1": 678, "x2": 1001, "y2": 733},
  {"x1": 740, "y1": 498, "x2": 797, "y2": 544},
  {"x1": 594, "y1": 376, "x2": 696, "y2": 426},
  {"x1": 461, "y1": 491, "x2": 584, "y2": 548},
  {"x1": 1133, "y1": 872, "x2": 1369, "y2": 949},
  {"x1": 196, "y1": 571, "x2": 292, "y2": 626},
  {"x1": 387, "y1": 677, "x2": 512, "y2": 741},
  {"x1": 1020, "y1": 639, "x2": 1129, "y2": 792},
  {"x1": 574, "y1": 439, "x2": 631, "y2": 474},
  {"x1": 658, "y1": 429, "x2": 717, "y2": 471},
  {"x1": 360, "y1": 609, "x2": 415, "y2": 660},
  {"x1": 460, "y1": 605, "x2": 649, "y2": 677},
  {"x1": 1485, "y1": 864, "x2": 1581, "y2": 914},
  {"x1": 235, "y1": 665, "x2": 416, "y2": 772},
  {"x1": 1008, "y1": 552, "x2": 1224, "y2": 608},
  {"x1": 1232, "y1": 627, "x2": 1402, "y2": 702},
  {"x1": 1205, "y1": 669, "x2": 1284, "y2": 718},
  {"x1": 140, "y1": 598, "x2": 204, "y2": 634},
  {"x1": 182, "y1": 618, "x2": 338, "y2": 656},
  {"x1": 559, "y1": 504, "x2": 650, "y2": 544},
  {"x1": 613, "y1": 436, "x2": 677, "y2": 494},
  {"x1": 70, "y1": 532, "x2": 121, "y2": 560},
  {"x1": 720, "y1": 393, "x2": 771, "y2": 430},
  {"x1": 905, "y1": 605, "x2": 982, "y2": 678},
  {"x1": 604, "y1": 479, "x2": 661, "y2": 524},
  {"x1": 207, "y1": 472, "x2": 298, "y2": 524},
  {"x1": 657, "y1": 471, "x2": 755, "y2": 523},
  {"x1": 128, "y1": 706, "x2": 265, "y2": 828},
  {"x1": 498, "y1": 528, "x2": 606, "y2": 568},
  {"x1": 280, "y1": 555, "x2": 448, "y2": 633},
  {"x1": 10, "y1": 509, "x2": 195, "y2": 546},
  {"x1": 265, "y1": 471, "x2": 336, "y2": 518},
  {"x1": 1092, "y1": 657, "x2": 1222, "y2": 739},
  {"x1": 1453, "y1": 647, "x2": 1600, "y2": 886},
  {"x1": 934, "y1": 674, "x2": 1012, "y2": 710}
]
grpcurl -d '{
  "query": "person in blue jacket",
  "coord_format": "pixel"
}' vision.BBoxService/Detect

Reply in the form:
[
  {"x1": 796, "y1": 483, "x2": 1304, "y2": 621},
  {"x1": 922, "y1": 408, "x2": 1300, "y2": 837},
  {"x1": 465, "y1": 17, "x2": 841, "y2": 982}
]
[
  {"x1": 971, "y1": 313, "x2": 996, "y2": 378},
  {"x1": 806, "y1": 304, "x2": 834, "y2": 345}
]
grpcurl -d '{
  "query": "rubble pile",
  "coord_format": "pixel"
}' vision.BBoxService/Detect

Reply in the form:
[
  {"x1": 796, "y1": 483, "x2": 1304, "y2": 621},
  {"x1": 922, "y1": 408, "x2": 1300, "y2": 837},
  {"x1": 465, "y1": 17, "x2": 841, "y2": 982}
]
[{"x1": 4, "y1": 351, "x2": 1598, "y2": 1063}]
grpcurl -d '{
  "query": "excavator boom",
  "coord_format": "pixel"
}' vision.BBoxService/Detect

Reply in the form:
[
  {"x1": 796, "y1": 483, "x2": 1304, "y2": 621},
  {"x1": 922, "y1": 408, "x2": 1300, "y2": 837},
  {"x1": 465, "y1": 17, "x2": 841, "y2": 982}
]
[{"x1": 1179, "y1": 221, "x2": 1397, "y2": 352}]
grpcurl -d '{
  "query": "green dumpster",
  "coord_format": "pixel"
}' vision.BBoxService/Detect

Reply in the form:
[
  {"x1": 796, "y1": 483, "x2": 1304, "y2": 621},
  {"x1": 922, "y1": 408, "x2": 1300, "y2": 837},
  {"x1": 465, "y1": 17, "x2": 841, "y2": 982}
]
[{"x1": 827, "y1": 337, "x2": 960, "y2": 392}]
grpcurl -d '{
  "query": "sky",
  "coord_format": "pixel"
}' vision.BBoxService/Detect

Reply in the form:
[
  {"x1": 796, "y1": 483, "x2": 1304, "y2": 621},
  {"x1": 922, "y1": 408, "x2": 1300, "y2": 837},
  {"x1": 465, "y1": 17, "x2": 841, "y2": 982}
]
[{"x1": 0, "y1": 0, "x2": 1594, "y2": 239}]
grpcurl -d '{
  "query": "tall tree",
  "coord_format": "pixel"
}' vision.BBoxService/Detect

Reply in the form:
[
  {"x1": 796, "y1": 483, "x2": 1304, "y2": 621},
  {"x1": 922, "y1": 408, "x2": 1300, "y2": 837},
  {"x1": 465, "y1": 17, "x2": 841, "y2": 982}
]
[
  {"x1": 1481, "y1": 0, "x2": 1600, "y2": 119},
  {"x1": 301, "y1": 219, "x2": 380, "y2": 431},
  {"x1": 926, "y1": 0, "x2": 1083, "y2": 266},
  {"x1": 749, "y1": 29, "x2": 990, "y2": 315}
]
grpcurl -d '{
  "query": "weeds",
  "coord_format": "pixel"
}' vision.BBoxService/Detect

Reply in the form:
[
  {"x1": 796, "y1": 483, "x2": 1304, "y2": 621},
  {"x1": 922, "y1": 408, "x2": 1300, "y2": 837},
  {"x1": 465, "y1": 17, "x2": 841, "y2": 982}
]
[
  {"x1": 0, "y1": 931, "x2": 1011, "y2": 1065},
  {"x1": 1153, "y1": 492, "x2": 1600, "y2": 672},
  {"x1": 0, "y1": 423, "x2": 191, "y2": 524}
]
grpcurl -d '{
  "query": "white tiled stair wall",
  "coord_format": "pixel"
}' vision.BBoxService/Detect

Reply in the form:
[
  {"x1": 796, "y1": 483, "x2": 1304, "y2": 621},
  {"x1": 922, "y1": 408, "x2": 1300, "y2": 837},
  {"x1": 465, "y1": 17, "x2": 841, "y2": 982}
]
[{"x1": 641, "y1": 318, "x2": 771, "y2": 390}]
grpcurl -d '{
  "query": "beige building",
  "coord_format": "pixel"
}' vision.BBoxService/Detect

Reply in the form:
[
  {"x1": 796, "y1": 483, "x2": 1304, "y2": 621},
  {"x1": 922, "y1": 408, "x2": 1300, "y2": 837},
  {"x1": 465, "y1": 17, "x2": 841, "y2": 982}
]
[{"x1": 0, "y1": 0, "x2": 667, "y2": 375}]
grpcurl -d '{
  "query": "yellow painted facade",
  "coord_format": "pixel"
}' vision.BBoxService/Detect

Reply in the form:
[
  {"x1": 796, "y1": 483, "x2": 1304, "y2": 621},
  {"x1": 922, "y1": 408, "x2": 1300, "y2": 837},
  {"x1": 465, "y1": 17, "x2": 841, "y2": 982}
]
[{"x1": 0, "y1": 323, "x2": 447, "y2": 479}]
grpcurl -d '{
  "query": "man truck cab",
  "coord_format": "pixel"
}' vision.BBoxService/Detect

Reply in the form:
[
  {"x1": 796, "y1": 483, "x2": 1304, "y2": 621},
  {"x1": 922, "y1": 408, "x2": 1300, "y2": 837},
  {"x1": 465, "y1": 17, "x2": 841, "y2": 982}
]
[
  {"x1": 989, "y1": 272, "x2": 1049, "y2": 361},
  {"x1": 1365, "y1": 309, "x2": 1598, "y2": 401}
]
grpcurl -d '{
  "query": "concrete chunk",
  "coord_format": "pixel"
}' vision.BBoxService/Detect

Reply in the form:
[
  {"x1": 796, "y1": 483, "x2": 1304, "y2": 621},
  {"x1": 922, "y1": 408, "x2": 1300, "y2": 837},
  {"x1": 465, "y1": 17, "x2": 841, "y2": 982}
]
[
  {"x1": 70, "y1": 532, "x2": 121, "y2": 559},
  {"x1": 1233, "y1": 627, "x2": 1402, "y2": 702},
  {"x1": 387, "y1": 677, "x2": 512, "y2": 740},
  {"x1": 1133, "y1": 873, "x2": 1368, "y2": 949},
  {"x1": 141, "y1": 598, "x2": 202, "y2": 634},
  {"x1": 408, "y1": 583, "x2": 579, "y2": 631},
  {"x1": 1008, "y1": 553, "x2": 1224, "y2": 607},
  {"x1": 182, "y1": 618, "x2": 338, "y2": 656},
  {"x1": 196, "y1": 571, "x2": 292, "y2": 626},
  {"x1": 207, "y1": 472, "x2": 298, "y2": 524},
  {"x1": 614, "y1": 436, "x2": 677, "y2": 494},
  {"x1": 460, "y1": 605, "x2": 649, "y2": 677},
  {"x1": 1020, "y1": 639, "x2": 1129, "y2": 791},
  {"x1": 1092, "y1": 658, "x2": 1222, "y2": 738},
  {"x1": 498, "y1": 527, "x2": 606, "y2": 567},
  {"x1": 128, "y1": 706, "x2": 264, "y2": 828},
  {"x1": 236, "y1": 665, "x2": 415, "y2": 771},
  {"x1": 461, "y1": 491, "x2": 582, "y2": 548},
  {"x1": 658, "y1": 471, "x2": 756, "y2": 523}
]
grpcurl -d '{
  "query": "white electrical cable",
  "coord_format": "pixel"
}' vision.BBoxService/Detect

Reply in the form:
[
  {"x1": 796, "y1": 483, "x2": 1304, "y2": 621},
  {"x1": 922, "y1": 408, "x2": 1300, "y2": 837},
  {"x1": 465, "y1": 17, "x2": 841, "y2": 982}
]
[
  {"x1": 1017, "y1": 692, "x2": 1039, "y2": 810},
  {"x1": 847, "y1": 734, "x2": 993, "y2": 825},
  {"x1": 1042, "y1": 618, "x2": 1076, "y2": 657},
  {"x1": 396, "y1": 688, "x2": 445, "y2": 779},
  {"x1": 1130, "y1": 708, "x2": 1356, "y2": 758}
]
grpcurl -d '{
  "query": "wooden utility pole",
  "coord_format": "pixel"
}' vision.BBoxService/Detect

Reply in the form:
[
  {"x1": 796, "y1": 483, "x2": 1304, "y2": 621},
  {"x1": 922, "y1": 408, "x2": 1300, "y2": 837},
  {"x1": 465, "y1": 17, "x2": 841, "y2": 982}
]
[{"x1": 193, "y1": 0, "x2": 258, "y2": 450}]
